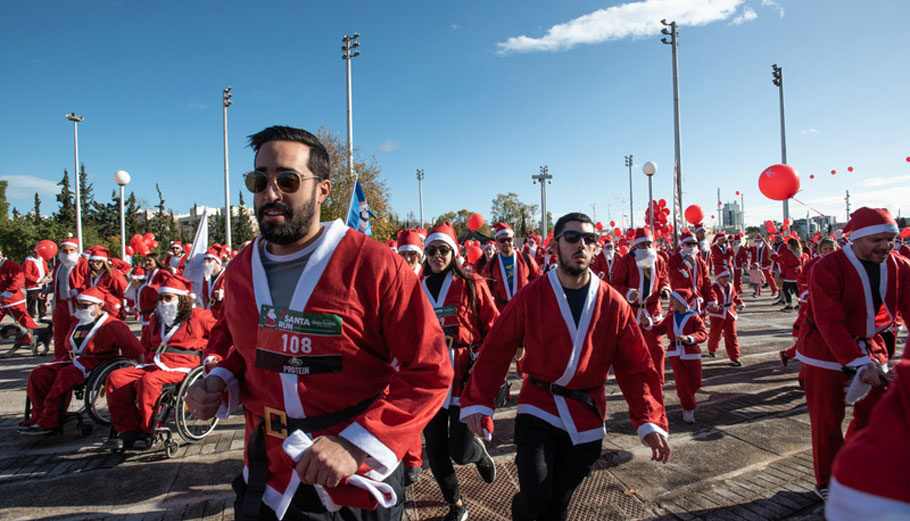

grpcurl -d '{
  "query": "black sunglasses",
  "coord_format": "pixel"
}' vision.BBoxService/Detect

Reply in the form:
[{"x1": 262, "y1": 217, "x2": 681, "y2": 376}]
[
  {"x1": 243, "y1": 171, "x2": 320, "y2": 194},
  {"x1": 497, "y1": 237, "x2": 513, "y2": 243},
  {"x1": 75, "y1": 302, "x2": 94, "y2": 310},
  {"x1": 557, "y1": 230, "x2": 597, "y2": 245},
  {"x1": 425, "y1": 245, "x2": 452, "y2": 257}
]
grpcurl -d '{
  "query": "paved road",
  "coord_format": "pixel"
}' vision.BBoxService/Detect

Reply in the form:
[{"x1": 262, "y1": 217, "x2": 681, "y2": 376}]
[{"x1": 0, "y1": 291, "x2": 900, "y2": 520}]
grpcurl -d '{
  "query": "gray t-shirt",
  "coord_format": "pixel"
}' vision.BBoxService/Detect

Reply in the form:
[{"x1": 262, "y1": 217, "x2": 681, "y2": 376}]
[{"x1": 259, "y1": 239, "x2": 317, "y2": 308}]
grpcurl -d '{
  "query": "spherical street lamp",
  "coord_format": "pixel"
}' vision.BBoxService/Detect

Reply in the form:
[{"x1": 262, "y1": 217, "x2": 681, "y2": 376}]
[{"x1": 113, "y1": 170, "x2": 131, "y2": 260}]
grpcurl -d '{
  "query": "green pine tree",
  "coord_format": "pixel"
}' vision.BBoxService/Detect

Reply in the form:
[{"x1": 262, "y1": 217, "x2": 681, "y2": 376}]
[{"x1": 55, "y1": 169, "x2": 75, "y2": 227}]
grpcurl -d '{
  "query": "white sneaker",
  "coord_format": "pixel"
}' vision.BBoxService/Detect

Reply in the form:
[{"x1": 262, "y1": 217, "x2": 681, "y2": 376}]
[{"x1": 682, "y1": 410, "x2": 696, "y2": 424}]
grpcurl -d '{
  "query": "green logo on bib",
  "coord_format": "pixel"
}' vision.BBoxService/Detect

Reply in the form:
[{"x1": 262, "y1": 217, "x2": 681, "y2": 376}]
[
  {"x1": 434, "y1": 306, "x2": 457, "y2": 318},
  {"x1": 258, "y1": 305, "x2": 343, "y2": 336}
]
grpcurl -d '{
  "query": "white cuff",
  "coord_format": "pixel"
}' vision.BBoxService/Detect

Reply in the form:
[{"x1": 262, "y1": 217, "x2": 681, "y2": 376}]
[
  {"x1": 845, "y1": 356, "x2": 873, "y2": 368},
  {"x1": 339, "y1": 422, "x2": 399, "y2": 478},
  {"x1": 636, "y1": 422, "x2": 668, "y2": 444},
  {"x1": 209, "y1": 367, "x2": 239, "y2": 419},
  {"x1": 459, "y1": 404, "x2": 495, "y2": 421},
  {"x1": 625, "y1": 289, "x2": 636, "y2": 302}
]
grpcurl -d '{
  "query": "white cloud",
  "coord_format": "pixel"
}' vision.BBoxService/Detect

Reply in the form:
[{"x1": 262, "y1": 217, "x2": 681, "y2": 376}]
[
  {"x1": 0, "y1": 174, "x2": 59, "y2": 199},
  {"x1": 731, "y1": 7, "x2": 757, "y2": 24},
  {"x1": 862, "y1": 175, "x2": 910, "y2": 188},
  {"x1": 496, "y1": 0, "x2": 744, "y2": 55},
  {"x1": 451, "y1": 24, "x2": 460, "y2": 31},
  {"x1": 186, "y1": 102, "x2": 209, "y2": 110},
  {"x1": 379, "y1": 140, "x2": 400, "y2": 152},
  {"x1": 761, "y1": 0, "x2": 785, "y2": 17},
  {"x1": 800, "y1": 128, "x2": 818, "y2": 135}
]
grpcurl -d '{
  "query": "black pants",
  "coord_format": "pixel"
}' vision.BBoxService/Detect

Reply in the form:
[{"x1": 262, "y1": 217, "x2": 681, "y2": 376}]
[
  {"x1": 232, "y1": 464, "x2": 405, "y2": 521},
  {"x1": 423, "y1": 405, "x2": 483, "y2": 504},
  {"x1": 512, "y1": 414, "x2": 602, "y2": 521},
  {"x1": 25, "y1": 289, "x2": 46, "y2": 320},
  {"x1": 781, "y1": 281, "x2": 798, "y2": 305},
  {"x1": 881, "y1": 330, "x2": 896, "y2": 360}
]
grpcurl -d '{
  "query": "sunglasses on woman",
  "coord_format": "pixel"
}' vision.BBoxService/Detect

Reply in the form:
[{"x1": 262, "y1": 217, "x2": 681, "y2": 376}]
[
  {"x1": 243, "y1": 171, "x2": 321, "y2": 194},
  {"x1": 425, "y1": 245, "x2": 452, "y2": 257},
  {"x1": 557, "y1": 230, "x2": 597, "y2": 245}
]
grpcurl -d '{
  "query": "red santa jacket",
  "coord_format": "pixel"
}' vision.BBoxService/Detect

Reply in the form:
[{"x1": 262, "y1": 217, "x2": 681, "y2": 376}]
[
  {"x1": 734, "y1": 245, "x2": 751, "y2": 270},
  {"x1": 799, "y1": 244, "x2": 910, "y2": 371},
  {"x1": 206, "y1": 221, "x2": 452, "y2": 518},
  {"x1": 611, "y1": 249, "x2": 670, "y2": 327},
  {"x1": 22, "y1": 256, "x2": 50, "y2": 290},
  {"x1": 58, "y1": 312, "x2": 143, "y2": 375},
  {"x1": 421, "y1": 271, "x2": 499, "y2": 408},
  {"x1": 651, "y1": 310, "x2": 708, "y2": 359},
  {"x1": 697, "y1": 240, "x2": 712, "y2": 272},
  {"x1": 590, "y1": 250, "x2": 622, "y2": 283},
  {"x1": 165, "y1": 253, "x2": 186, "y2": 274},
  {"x1": 751, "y1": 241, "x2": 775, "y2": 270},
  {"x1": 710, "y1": 243, "x2": 734, "y2": 275},
  {"x1": 707, "y1": 281, "x2": 743, "y2": 320},
  {"x1": 71, "y1": 259, "x2": 128, "y2": 301},
  {"x1": 141, "y1": 307, "x2": 215, "y2": 372},
  {"x1": 202, "y1": 269, "x2": 227, "y2": 319},
  {"x1": 483, "y1": 250, "x2": 541, "y2": 309},
  {"x1": 0, "y1": 258, "x2": 27, "y2": 309},
  {"x1": 460, "y1": 269, "x2": 668, "y2": 445},
  {"x1": 792, "y1": 256, "x2": 824, "y2": 337},
  {"x1": 899, "y1": 244, "x2": 910, "y2": 259},
  {"x1": 667, "y1": 252, "x2": 712, "y2": 311},
  {"x1": 776, "y1": 246, "x2": 804, "y2": 283}
]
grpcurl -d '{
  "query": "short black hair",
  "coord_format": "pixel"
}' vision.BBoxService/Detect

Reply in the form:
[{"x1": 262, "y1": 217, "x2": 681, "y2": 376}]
[
  {"x1": 554, "y1": 212, "x2": 594, "y2": 237},
  {"x1": 247, "y1": 125, "x2": 331, "y2": 181}
]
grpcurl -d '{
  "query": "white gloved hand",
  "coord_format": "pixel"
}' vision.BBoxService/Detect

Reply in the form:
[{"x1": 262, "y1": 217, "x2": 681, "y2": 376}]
[{"x1": 845, "y1": 365, "x2": 875, "y2": 404}]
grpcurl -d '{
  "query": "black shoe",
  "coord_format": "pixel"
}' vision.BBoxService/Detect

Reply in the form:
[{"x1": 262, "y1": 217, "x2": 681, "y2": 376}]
[
  {"x1": 444, "y1": 503, "x2": 468, "y2": 521},
  {"x1": 779, "y1": 351, "x2": 789, "y2": 366},
  {"x1": 474, "y1": 438, "x2": 496, "y2": 484},
  {"x1": 731, "y1": 360, "x2": 743, "y2": 367},
  {"x1": 403, "y1": 465, "x2": 421, "y2": 486},
  {"x1": 20, "y1": 424, "x2": 53, "y2": 436},
  {"x1": 120, "y1": 431, "x2": 152, "y2": 450},
  {"x1": 781, "y1": 306, "x2": 793, "y2": 312},
  {"x1": 104, "y1": 437, "x2": 124, "y2": 451},
  {"x1": 705, "y1": 351, "x2": 717, "y2": 358},
  {"x1": 814, "y1": 484, "x2": 829, "y2": 502}
]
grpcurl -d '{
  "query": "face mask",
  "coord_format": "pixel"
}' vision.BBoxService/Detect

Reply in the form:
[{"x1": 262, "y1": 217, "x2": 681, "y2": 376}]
[
  {"x1": 74, "y1": 307, "x2": 96, "y2": 324},
  {"x1": 603, "y1": 248, "x2": 615, "y2": 260},
  {"x1": 681, "y1": 244, "x2": 698, "y2": 257},
  {"x1": 157, "y1": 300, "x2": 179, "y2": 326},
  {"x1": 634, "y1": 247, "x2": 657, "y2": 267},
  {"x1": 60, "y1": 252, "x2": 79, "y2": 267},
  {"x1": 203, "y1": 262, "x2": 215, "y2": 278}
]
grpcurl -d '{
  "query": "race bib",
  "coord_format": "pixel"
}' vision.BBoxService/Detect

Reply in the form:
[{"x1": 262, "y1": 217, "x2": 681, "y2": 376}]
[
  {"x1": 256, "y1": 305, "x2": 344, "y2": 375},
  {"x1": 435, "y1": 306, "x2": 459, "y2": 348}
]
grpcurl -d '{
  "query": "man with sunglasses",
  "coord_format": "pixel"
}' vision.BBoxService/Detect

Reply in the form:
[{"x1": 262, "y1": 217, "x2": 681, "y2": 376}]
[
  {"x1": 186, "y1": 125, "x2": 452, "y2": 521},
  {"x1": 71, "y1": 246, "x2": 128, "y2": 306},
  {"x1": 483, "y1": 222, "x2": 541, "y2": 311},
  {"x1": 165, "y1": 242, "x2": 186, "y2": 275},
  {"x1": 461, "y1": 212, "x2": 669, "y2": 521}
]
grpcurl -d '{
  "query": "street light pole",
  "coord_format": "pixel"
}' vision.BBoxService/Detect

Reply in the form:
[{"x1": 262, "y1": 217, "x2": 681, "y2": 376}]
[
  {"x1": 643, "y1": 162, "x2": 657, "y2": 234},
  {"x1": 532, "y1": 166, "x2": 553, "y2": 237},
  {"x1": 772, "y1": 64, "x2": 789, "y2": 222},
  {"x1": 625, "y1": 155, "x2": 634, "y2": 228},
  {"x1": 416, "y1": 169, "x2": 425, "y2": 228},
  {"x1": 342, "y1": 33, "x2": 360, "y2": 181},
  {"x1": 114, "y1": 170, "x2": 131, "y2": 260},
  {"x1": 661, "y1": 20, "x2": 684, "y2": 247},
  {"x1": 65, "y1": 113, "x2": 85, "y2": 253},
  {"x1": 222, "y1": 86, "x2": 232, "y2": 247}
]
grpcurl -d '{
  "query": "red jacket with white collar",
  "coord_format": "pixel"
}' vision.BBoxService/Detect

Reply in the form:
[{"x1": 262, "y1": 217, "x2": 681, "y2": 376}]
[
  {"x1": 611, "y1": 249, "x2": 671, "y2": 326},
  {"x1": 590, "y1": 250, "x2": 622, "y2": 283},
  {"x1": 58, "y1": 312, "x2": 143, "y2": 372},
  {"x1": 776, "y1": 246, "x2": 804, "y2": 283},
  {"x1": 22, "y1": 256, "x2": 50, "y2": 290},
  {"x1": 483, "y1": 250, "x2": 541, "y2": 309},
  {"x1": 707, "y1": 281, "x2": 743, "y2": 320},
  {"x1": 141, "y1": 307, "x2": 215, "y2": 372},
  {"x1": 667, "y1": 252, "x2": 712, "y2": 310},
  {"x1": 710, "y1": 243, "x2": 735, "y2": 275},
  {"x1": 0, "y1": 258, "x2": 27, "y2": 308},
  {"x1": 651, "y1": 310, "x2": 708, "y2": 359}
]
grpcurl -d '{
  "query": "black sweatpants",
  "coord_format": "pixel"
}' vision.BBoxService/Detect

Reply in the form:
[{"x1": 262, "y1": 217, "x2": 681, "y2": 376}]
[
  {"x1": 232, "y1": 464, "x2": 405, "y2": 521},
  {"x1": 25, "y1": 289, "x2": 46, "y2": 320},
  {"x1": 423, "y1": 405, "x2": 483, "y2": 504},
  {"x1": 512, "y1": 414, "x2": 602, "y2": 521}
]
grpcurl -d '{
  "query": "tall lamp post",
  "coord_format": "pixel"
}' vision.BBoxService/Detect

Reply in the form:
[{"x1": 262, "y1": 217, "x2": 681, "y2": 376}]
[
  {"x1": 222, "y1": 86, "x2": 232, "y2": 247},
  {"x1": 643, "y1": 162, "x2": 657, "y2": 232},
  {"x1": 342, "y1": 33, "x2": 360, "y2": 181},
  {"x1": 625, "y1": 155, "x2": 634, "y2": 228},
  {"x1": 113, "y1": 170, "x2": 131, "y2": 260},
  {"x1": 65, "y1": 113, "x2": 85, "y2": 253},
  {"x1": 532, "y1": 166, "x2": 552, "y2": 237},
  {"x1": 771, "y1": 64, "x2": 789, "y2": 222},
  {"x1": 416, "y1": 169, "x2": 425, "y2": 227},
  {"x1": 661, "y1": 20, "x2": 683, "y2": 247}
]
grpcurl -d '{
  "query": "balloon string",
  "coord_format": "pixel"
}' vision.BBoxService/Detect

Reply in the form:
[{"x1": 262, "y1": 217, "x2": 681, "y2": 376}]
[{"x1": 791, "y1": 197, "x2": 827, "y2": 218}]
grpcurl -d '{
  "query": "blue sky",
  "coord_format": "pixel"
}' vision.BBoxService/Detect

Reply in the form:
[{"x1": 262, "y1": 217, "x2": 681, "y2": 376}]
[{"x1": 2, "y1": 0, "x2": 909, "y2": 231}]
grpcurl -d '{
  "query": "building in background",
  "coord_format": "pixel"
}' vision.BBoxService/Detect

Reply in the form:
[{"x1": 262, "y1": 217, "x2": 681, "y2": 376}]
[{"x1": 721, "y1": 201, "x2": 744, "y2": 234}]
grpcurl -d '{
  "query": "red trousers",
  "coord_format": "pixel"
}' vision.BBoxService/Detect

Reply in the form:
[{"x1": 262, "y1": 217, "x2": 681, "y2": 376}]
[
  {"x1": 106, "y1": 366, "x2": 186, "y2": 433},
  {"x1": 669, "y1": 356, "x2": 702, "y2": 411},
  {"x1": 642, "y1": 328, "x2": 666, "y2": 387},
  {"x1": 761, "y1": 269, "x2": 778, "y2": 293},
  {"x1": 733, "y1": 268, "x2": 743, "y2": 294},
  {"x1": 708, "y1": 317, "x2": 740, "y2": 361},
  {"x1": 52, "y1": 300, "x2": 73, "y2": 360},
  {"x1": 803, "y1": 364, "x2": 885, "y2": 486},
  {"x1": 25, "y1": 362, "x2": 84, "y2": 429},
  {"x1": 1, "y1": 303, "x2": 38, "y2": 341}
]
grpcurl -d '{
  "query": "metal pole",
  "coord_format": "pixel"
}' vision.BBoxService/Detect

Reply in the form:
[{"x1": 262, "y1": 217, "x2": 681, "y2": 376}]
[
  {"x1": 648, "y1": 177, "x2": 654, "y2": 233},
  {"x1": 625, "y1": 155, "x2": 634, "y2": 228},
  {"x1": 661, "y1": 20, "x2": 683, "y2": 246},
  {"x1": 223, "y1": 86, "x2": 232, "y2": 247},
  {"x1": 772, "y1": 64, "x2": 789, "y2": 222},
  {"x1": 741, "y1": 192, "x2": 745, "y2": 234},
  {"x1": 342, "y1": 34, "x2": 360, "y2": 181},
  {"x1": 532, "y1": 166, "x2": 553, "y2": 237},
  {"x1": 66, "y1": 113, "x2": 85, "y2": 253},
  {"x1": 119, "y1": 185, "x2": 126, "y2": 259},
  {"x1": 416, "y1": 169, "x2": 424, "y2": 227}
]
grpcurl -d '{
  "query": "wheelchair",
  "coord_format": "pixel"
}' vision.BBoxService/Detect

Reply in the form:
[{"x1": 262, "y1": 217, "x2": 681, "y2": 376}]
[
  {"x1": 23, "y1": 356, "x2": 137, "y2": 437},
  {"x1": 107, "y1": 365, "x2": 219, "y2": 458}
]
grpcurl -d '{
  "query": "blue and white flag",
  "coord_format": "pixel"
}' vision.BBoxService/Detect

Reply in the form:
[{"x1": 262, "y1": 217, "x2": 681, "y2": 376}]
[{"x1": 346, "y1": 180, "x2": 376, "y2": 236}]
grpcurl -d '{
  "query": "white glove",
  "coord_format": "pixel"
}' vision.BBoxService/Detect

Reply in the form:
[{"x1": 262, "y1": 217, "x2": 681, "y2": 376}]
[{"x1": 845, "y1": 365, "x2": 874, "y2": 404}]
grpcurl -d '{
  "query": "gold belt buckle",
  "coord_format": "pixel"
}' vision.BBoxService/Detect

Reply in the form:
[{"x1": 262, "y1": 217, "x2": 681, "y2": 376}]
[
  {"x1": 68, "y1": 351, "x2": 75, "y2": 360},
  {"x1": 264, "y1": 406, "x2": 288, "y2": 439},
  {"x1": 445, "y1": 335, "x2": 455, "y2": 349}
]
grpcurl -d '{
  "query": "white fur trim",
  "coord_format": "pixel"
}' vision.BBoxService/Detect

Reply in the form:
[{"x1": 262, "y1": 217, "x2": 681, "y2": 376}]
[
  {"x1": 494, "y1": 228, "x2": 514, "y2": 238},
  {"x1": 209, "y1": 367, "x2": 240, "y2": 418},
  {"x1": 77, "y1": 294, "x2": 104, "y2": 304},
  {"x1": 848, "y1": 223, "x2": 899, "y2": 241},
  {"x1": 396, "y1": 244, "x2": 423, "y2": 255},
  {"x1": 339, "y1": 422, "x2": 399, "y2": 478},
  {"x1": 459, "y1": 404, "x2": 495, "y2": 420},
  {"x1": 425, "y1": 232, "x2": 458, "y2": 252},
  {"x1": 632, "y1": 236, "x2": 652, "y2": 247},
  {"x1": 826, "y1": 477, "x2": 910, "y2": 521},
  {"x1": 636, "y1": 422, "x2": 669, "y2": 444},
  {"x1": 158, "y1": 287, "x2": 189, "y2": 296}
]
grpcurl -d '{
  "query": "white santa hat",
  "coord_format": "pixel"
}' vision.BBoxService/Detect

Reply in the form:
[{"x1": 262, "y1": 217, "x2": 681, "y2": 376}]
[
  {"x1": 845, "y1": 207, "x2": 899, "y2": 241},
  {"x1": 396, "y1": 229, "x2": 424, "y2": 256},
  {"x1": 631, "y1": 226, "x2": 653, "y2": 247},
  {"x1": 59, "y1": 236, "x2": 79, "y2": 249},
  {"x1": 715, "y1": 268, "x2": 731, "y2": 279},
  {"x1": 493, "y1": 222, "x2": 514, "y2": 238},
  {"x1": 88, "y1": 246, "x2": 111, "y2": 262},
  {"x1": 424, "y1": 222, "x2": 458, "y2": 252},
  {"x1": 694, "y1": 223, "x2": 706, "y2": 233}
]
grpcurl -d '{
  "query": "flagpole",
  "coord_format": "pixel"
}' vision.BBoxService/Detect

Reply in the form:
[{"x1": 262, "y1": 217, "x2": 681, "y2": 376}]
[{"x1": 346, "y1": 180, "x2": 358, "y2": 224}]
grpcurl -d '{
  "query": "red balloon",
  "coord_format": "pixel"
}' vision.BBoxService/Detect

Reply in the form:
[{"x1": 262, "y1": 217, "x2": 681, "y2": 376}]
[
  {"x1": 847, "y1": 166, "x2": 853, "y2": 172},
  {"x1": 609, "y1": 221, "x2": 615, "y2": 227},
  {"x1": 784, "y1": 219, "x2": 790, "y2": 225},
  {"x1": 759, "y1": 164, "x2": 801, "y2": 201},
  {"x1": 125, "y1": 245, "x2": 134, "y2": 256},
  {"x1": 466, "y1": 246, "x2": 482, "y2": 264},
  {"x1": 710, "y1": 215, "x2": 715, "y2": 219},
  {"x1": 595, "y1": 222, "x2": 604, "y2": 231},
  {"x1": 810, "y1": 174, "x2": 815, "y2": 179},
  {"x1": 35, "y1": 240, "x2": 57, "y2": 260},
  {"x1": 831, "y1": 170, "x2": 836, "y2": 175},
  {"x1": 613, "y1": 227, "x2": 622, "y2": 236},
  {"x1": 901, "y1": 227, "x2": 910, "y2": 239},
  {"x1": 658, "y1": 199, "x2": 666, "y2": 208},
  {"x1": 735, "y1": 191, "x2": 740, "y2": 196},
  {"x1": 906, "y1": 157, "x2": 910, "y2": 162},
  {"x1": 717, "y1": 200, "x2": 722, "y2": 206},
  {"x1": 150, "y1": 240, "x2": 159, "y2": 249},
  {"x1": 782, "y1": 224, "x2": 790, "y2": 231},
  {"x1": 619, "y1": 246, "x2": 629, "y2": 255},
  {"x1": 143, "y1": 232, "x2": 155, "y2": 243},
  {"x1": 684, "y1": 205, "x2": 704, "y2": 225},
  {"x1": 467, "y1": 213, "x2": 484, "y2": 231}
]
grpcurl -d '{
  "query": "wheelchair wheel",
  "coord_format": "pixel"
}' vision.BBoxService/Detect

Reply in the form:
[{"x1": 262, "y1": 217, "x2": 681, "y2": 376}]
[
  {"x1": 174, "y1": 366, "x2": 218, "y2": 443},
  {"x1": 84, "y1": 357, "x2": 137, "y2": 426}
]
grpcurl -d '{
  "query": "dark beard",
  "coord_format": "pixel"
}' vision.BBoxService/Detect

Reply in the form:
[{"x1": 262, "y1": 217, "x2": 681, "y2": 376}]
[
  {"x1": 256, "y1": 187, "x2": 318, "y2": 245},
  {"x1": 557, "y1": 247, "x2": 586, "y2": 276}
]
